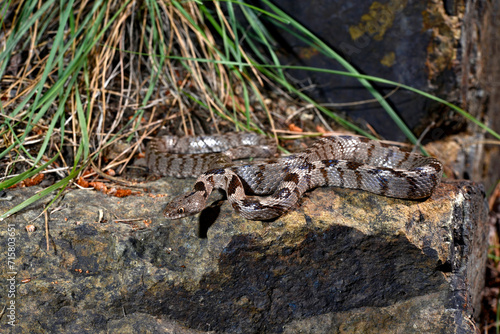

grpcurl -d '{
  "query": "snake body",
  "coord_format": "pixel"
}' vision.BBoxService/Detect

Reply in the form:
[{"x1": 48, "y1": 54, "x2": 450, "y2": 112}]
[{"x1": 146, "y1": 133, "x2": 443, "y2": 221}]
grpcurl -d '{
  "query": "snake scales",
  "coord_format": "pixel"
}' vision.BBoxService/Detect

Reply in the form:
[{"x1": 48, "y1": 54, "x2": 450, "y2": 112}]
[{"x1": 146, "y1": 133, "x2": 443, "y2": 220}]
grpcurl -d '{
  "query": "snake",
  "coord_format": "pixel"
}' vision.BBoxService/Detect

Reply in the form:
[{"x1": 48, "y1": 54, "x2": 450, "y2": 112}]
[{"x1": 146, "y1": 133, "x2": 443, "y2": 221}]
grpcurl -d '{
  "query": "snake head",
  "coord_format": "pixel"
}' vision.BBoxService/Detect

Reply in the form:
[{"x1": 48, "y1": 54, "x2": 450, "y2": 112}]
[{"x1": 163, "y1": 191, "x2": 207, "y2": 219}]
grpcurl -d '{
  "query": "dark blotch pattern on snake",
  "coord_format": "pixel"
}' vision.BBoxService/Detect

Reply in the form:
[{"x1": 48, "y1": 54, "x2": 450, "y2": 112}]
[{"x1": 146, "y1": 133, "x2": 443, "y2": 220}]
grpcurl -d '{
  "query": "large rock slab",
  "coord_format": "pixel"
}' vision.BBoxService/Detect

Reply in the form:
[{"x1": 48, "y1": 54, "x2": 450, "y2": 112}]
[
  {"x1": 0, "y1": 178, "x2": 487, "y2": 333},
  {"x1": 247, "y1": 0, "x2": 463, "y2": 142}
]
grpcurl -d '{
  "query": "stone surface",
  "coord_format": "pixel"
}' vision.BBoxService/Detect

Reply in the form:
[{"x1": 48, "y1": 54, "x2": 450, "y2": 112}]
[
  {"x1": 0, "y1": 178, "x2": 487, "y2": 333},
  {"x1": 461, "y1": 0, "x2": 500, "y2": 190},
  {"x1": 246, "y1": 0, "x2": 463, "y2": 141}
]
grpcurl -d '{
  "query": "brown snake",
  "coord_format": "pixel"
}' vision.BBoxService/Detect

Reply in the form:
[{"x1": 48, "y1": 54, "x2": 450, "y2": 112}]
[{"x1": 146, "y1": 133, "x2": 443, "y2": 221}]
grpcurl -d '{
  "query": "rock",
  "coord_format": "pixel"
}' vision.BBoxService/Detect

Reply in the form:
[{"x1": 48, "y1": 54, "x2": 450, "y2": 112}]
[
  {"x1": 0, "y1": 179, "x2": 487, "y2": 333},
  {"x1": 241, "y1": 1, "x2": 464, "y2": 142}
]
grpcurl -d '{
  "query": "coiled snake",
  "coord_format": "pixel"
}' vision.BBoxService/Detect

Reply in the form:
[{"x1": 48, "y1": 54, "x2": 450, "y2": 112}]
[{"x1": 146, "y1": 133, "x2": 443, "y2": 221}]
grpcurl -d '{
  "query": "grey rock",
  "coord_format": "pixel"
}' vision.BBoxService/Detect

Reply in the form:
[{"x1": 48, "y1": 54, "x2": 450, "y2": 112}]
[{"x1": 0, "y1": 179, "x2": 487, "y2": 333}]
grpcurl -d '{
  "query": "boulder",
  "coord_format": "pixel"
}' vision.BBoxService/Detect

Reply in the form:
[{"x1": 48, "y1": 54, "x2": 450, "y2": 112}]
[{"x1": 0, "y1": 178, "x2": 487, "y2": 333}]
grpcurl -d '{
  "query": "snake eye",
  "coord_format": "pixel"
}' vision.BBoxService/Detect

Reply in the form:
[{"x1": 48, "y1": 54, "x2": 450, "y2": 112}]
[{"x1": 178, "y1": 207, "x2": 185, "y2": 214}]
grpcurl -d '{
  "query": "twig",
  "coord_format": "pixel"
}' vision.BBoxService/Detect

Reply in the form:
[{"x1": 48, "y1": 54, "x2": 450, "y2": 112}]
[
  {"x1": 89, "y1": 160, "x2": 145, "y2": 188},
  {"x1": 44, "y1": 209, "x2": 49, "y2": 251}
]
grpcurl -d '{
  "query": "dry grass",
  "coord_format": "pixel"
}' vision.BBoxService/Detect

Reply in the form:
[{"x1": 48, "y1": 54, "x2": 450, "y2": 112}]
[{"x1": 0, "y1": 0, "x2": 300, "y2": 217}]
